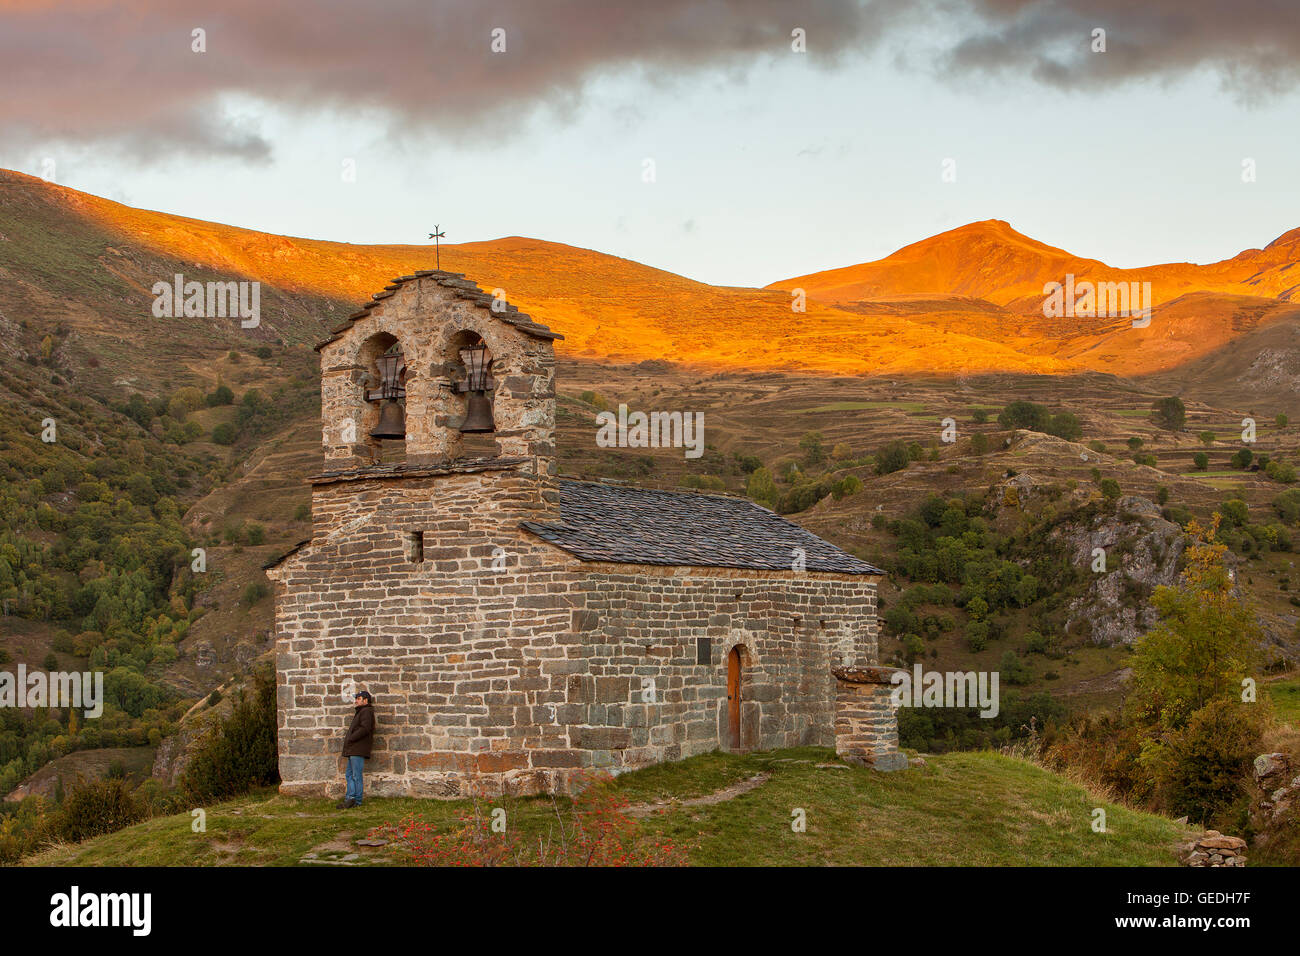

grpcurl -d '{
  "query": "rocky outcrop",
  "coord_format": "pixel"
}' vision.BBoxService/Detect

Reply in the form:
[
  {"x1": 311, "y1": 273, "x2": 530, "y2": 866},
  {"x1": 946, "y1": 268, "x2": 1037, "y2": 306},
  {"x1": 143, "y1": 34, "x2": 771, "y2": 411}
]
[
  {"x1": 1057, "y1": 495, "x2": 1186, "y2": 646},
  {"x1": 1254, "y1": 752, "x2": 1298, "y2": 822}
]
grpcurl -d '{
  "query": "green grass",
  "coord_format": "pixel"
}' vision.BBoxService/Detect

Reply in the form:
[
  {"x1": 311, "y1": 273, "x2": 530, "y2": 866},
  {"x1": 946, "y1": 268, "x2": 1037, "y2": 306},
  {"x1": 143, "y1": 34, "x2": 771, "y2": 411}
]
[
  {"x1": 1266, "y1": 680, "x2": 1300, "y2": 726},
  {"x1": 27, "y1": 748, "x2": 1189, "y2": 867}
]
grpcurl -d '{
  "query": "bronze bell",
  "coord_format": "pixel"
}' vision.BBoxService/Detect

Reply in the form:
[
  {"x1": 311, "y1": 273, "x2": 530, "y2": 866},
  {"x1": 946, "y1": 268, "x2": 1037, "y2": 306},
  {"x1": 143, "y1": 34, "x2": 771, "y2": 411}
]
[
  {"x1": 370, "y1": 400, "x2": 406, "y2": 439},
  {"x1": 460, "y1": 392, "x2": 495, "y2": 433}
]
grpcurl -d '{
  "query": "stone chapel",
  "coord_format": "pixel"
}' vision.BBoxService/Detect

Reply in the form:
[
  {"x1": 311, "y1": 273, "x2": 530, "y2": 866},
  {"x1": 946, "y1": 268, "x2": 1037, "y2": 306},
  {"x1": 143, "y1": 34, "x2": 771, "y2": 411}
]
[{"x1": 266, "y1": 270, "x2": 903, "y2": 798}]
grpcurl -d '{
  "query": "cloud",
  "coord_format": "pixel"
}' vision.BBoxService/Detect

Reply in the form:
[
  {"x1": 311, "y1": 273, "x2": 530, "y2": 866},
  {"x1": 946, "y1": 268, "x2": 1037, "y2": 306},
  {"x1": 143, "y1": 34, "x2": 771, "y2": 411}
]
[
  {"x1": 940, "y1": 0, "x2": 1300, "y2": 100},
  {"x1": 1, "y1": 0, "x2": 1297, "y2": 163},
  {"x1": 0, "y1": 0, "x2": 904, "y2": 160}
]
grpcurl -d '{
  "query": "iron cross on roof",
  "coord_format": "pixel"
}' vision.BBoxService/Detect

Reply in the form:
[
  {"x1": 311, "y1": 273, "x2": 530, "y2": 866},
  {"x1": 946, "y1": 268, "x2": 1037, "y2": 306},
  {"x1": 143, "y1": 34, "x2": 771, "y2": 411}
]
[{"x1": 428, "y1": 225, "x2": 446, "y2": 269}]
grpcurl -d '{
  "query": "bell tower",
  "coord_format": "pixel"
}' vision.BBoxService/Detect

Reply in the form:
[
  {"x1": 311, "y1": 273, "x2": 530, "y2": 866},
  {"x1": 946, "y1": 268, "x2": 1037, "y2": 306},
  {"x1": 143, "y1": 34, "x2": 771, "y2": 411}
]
[{"x1": 315, "y1": 270, "x2": 562, "y2": 474}]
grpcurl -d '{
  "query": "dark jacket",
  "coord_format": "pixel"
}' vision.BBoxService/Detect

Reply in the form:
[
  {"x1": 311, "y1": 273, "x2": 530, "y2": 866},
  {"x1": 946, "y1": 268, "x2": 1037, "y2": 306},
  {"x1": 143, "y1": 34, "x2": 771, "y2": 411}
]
[{"x1": 342, "y1": 705, "x2": 375, "y2": 758}]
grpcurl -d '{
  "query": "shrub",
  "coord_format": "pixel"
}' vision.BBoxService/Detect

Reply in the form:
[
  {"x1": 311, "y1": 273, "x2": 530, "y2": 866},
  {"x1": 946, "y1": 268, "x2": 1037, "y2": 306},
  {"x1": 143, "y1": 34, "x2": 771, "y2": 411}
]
[
  {"x1": 205, "y1": 384, "x2": 235, "y2": 407},
  {"x1": 832, "y1": 475, "x2": 862, "y2": 499},
  {"x1": 51, "y1": 778, "x2": 145, "y2": 844},
  {"x1": 875, "y1": 440, "x2": 910, "y2": 475},
  {"x1": 181, "y1": 665, "x2": 279, "y2": 802},
  {"x1": 1143, "y1": 699, "x2": 1263, "y2": 826},
  {"x1": 373, "y1": 780, "x2": 688, "y2": 867},
  {"x1": 1099, "y1": 478, "x2": 1121, "y2": 501},
  {"x1": 211, "y1": 422, "x2": 237, "y2": 445},
  {"x1": 242, "y1": 580, "x2": 270, "y2": 606},
  {"x1": 1220, "y1": 499, "x2": 1249, "y2": 528},
  {"x1": 1266, "y1": 460, "x2": 1297, "y2": 483},
  {"x1": 999, "y1": 650, "x2": 1031, "y2": 686}
]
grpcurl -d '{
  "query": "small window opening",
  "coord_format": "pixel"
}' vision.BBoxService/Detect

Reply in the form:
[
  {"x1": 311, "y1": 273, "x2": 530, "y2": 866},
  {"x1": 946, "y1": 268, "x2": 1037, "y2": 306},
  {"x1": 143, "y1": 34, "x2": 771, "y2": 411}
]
[
  {"x1": 696, "y1": 636, "x2": 712, "y2": 665},
  {"x1": 407, "y1": 531, "x2": 425, "y2": 563}
]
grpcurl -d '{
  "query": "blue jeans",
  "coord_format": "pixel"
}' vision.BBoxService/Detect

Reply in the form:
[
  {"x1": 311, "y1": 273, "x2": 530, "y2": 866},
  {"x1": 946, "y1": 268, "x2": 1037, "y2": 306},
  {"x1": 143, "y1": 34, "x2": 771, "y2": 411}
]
[{"x1": 344, "y1": 755, "x2": 365, "y2": 804}]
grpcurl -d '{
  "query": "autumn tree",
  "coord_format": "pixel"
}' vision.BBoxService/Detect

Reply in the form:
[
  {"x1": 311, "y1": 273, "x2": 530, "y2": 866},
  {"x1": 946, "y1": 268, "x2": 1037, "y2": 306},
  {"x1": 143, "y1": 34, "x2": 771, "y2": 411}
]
[{"x1": 1127, "y1": 516, "x2": 1260, "y2": 732}]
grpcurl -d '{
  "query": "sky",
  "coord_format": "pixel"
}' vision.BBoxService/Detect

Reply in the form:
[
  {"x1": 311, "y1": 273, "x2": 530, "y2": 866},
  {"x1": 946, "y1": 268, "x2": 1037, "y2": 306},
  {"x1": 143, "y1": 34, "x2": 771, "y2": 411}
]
[{"x1": 2, "y1": 0, "x2": 1298, "y2": 287}]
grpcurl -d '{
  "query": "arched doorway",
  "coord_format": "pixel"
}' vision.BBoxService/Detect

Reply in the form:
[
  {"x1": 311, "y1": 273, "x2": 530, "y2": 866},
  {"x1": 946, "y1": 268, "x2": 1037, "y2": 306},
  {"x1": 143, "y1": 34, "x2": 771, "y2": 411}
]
[{"x1": 727, "y1": 646, "x2": 743, "y2": 750}]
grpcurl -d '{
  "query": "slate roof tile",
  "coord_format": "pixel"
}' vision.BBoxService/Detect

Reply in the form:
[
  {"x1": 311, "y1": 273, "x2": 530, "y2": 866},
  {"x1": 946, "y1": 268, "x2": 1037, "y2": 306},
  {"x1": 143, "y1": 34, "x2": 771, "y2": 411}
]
[{"x1": 523, "y1": 479, "x2": 883, "y2": 574}]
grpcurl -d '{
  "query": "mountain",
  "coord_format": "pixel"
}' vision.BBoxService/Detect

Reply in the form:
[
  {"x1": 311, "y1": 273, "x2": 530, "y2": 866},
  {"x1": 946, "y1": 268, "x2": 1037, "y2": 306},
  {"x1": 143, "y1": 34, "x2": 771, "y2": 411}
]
[
  {"x1": 770, "y1": 218, "x2": 1300, "y2": 309},
  {"x1": 4, "y1": 170, "x2": 1297, "y2": 380}
]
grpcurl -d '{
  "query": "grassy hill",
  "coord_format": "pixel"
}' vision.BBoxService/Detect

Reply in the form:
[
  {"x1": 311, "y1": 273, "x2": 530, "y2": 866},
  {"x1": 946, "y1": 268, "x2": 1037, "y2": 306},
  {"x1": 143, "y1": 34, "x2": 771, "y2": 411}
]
[{"x1": 24, "y1": 747, "x2": 1190, "y2": 867}]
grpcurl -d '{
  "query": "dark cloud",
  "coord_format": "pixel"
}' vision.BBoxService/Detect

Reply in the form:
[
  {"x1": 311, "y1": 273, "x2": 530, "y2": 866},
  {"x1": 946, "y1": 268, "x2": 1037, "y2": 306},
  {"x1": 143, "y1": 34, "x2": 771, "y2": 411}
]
[
  {"x1": 0, "y1": 0, "x2": 904, "y2": 159},
  {"x1": 0, "y1": 0, "x2": 1296, "y2": 162},
  {"x1": 941, "y1": 0, "x2": 1300, "y2": 99}
]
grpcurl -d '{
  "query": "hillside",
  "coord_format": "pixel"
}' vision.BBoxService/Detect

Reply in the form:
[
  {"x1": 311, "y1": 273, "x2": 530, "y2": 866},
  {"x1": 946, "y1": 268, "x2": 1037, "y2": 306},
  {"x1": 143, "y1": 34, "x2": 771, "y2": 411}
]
[
  {"x1": 4, "y1": 170, "x2": 1299, "y2": 379},
  {"x1": 25, "y1": 747, "x2": 1190, "y2": 867},
  {"x1": 2, "y1": 170, "x2": 1298, "y2": 809}
]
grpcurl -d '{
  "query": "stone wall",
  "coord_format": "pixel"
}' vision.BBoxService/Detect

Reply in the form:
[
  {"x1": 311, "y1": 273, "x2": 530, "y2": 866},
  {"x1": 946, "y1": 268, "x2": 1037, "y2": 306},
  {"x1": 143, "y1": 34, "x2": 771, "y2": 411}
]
[
  {"x1": 268, "y1": 466, "x2": 885, "y2": 797},
  {"x1": 832, "y1": 666, "x2": 908, "y2": 771},
  {"x1": 319, "y1": 278, "x2": 557, "y2": 470},
  {"x1": 566, "y1": 564, "x2": 880, "y2": 773}
]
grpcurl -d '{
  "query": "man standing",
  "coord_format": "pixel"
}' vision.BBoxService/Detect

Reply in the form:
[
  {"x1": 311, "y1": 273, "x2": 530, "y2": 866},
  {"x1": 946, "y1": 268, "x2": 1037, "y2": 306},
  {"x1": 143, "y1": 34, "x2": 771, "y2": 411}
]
[{"x1": 339, "y1": 690, "x2": 374, "y2": 809}]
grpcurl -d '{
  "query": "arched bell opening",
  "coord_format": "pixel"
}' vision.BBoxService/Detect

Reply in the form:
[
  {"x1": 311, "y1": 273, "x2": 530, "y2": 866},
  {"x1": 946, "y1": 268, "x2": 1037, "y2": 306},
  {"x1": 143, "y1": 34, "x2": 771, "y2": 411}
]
[
  {"x1": 360, "y1": 332, "x2": 407, "y2": 464},
  {"x1": 445, "y1": 329, "x2": 497, "y2": 459}
]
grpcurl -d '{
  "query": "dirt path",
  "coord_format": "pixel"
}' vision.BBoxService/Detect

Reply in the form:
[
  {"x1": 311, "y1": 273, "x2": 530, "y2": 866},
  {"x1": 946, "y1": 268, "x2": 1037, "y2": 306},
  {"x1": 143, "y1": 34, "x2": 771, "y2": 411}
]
[{"x1": 625, "y1": 771, "x2": 772, "y2": 817}]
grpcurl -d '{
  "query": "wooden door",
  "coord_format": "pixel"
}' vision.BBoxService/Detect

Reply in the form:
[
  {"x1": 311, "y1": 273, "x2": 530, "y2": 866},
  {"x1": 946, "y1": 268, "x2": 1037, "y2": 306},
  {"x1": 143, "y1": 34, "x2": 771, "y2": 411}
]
[{"x1": 727, "y1": 646, "x2": 742, "y2": 750}]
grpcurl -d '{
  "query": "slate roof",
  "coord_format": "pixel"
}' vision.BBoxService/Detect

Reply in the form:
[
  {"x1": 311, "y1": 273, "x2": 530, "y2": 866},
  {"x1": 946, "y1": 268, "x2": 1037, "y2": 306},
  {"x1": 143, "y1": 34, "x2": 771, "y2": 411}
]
[
  {"x1": 522, "y1": 479, "x2": 884, "y2": 575},
  {"x1": 315, "y1": 271, "x2": 563, "y2": 351}
]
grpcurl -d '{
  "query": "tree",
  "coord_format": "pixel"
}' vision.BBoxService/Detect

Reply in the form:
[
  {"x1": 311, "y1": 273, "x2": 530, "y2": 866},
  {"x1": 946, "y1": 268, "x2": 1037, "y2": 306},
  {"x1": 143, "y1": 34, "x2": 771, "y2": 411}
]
[
  {"x1": 799, "y1": 431, "x2": 826, "y2": 465},
  {"x1": 1193, "y1": 452, "x2": 1209, "y2": 471},
  {"x1": 831, "y1": 442, "x2": 853, "y2": 461},
  {"x1": 1152, "y1": 396, "x2": 1186, "y2": 430},
  {"x1": 205, "y1": 384, "x2": 235, "y2": 407},
  {"x1": 1127, "y1": 517, "x2": 1260, "y2": 731},
  {"x1": 1099, "y1": 478, "x2": 1121, "y2": 501},
  {"x1": 1046, "y1": 412, "x2": 1082, "y2": 441},
  {"x1": 1198, "y1": 431, "x2": 1216, "y2": 446},
  {"x1": 999, "y1": 650, "x2": 1030, "y2": 686},
  {"x1": 998, "y1": 400, "x2": 1050, "y2": 431},
  {"x1": 1277, "y1": 414, "x2": 1289, "y2": 429},
  {"x1": 875, "y1": 440, "x2": 911, "y2": 475},
  {"x1": 745, "y1": 467, "x2": 777, "y2": 508},
  {"x1": 1220, "y1": 499, "x2": 1249, "y2": 528}
]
